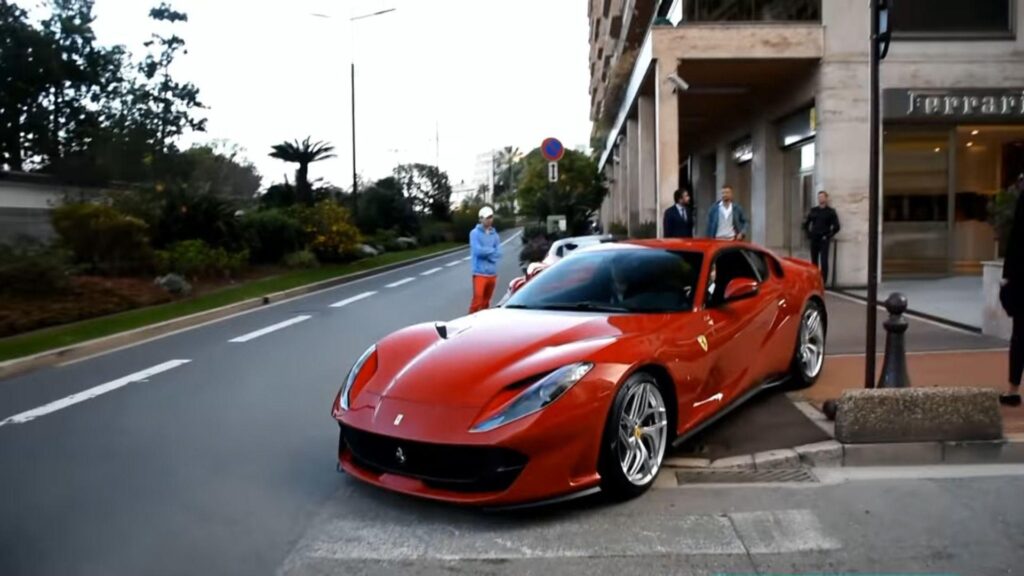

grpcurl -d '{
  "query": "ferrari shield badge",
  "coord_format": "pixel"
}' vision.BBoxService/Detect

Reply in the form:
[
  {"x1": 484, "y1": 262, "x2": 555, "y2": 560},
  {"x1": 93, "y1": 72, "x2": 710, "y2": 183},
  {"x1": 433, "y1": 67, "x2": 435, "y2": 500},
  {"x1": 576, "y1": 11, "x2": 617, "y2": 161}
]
[{"x1": 697, "y1": 335, "x2": 709, "y2": 353}]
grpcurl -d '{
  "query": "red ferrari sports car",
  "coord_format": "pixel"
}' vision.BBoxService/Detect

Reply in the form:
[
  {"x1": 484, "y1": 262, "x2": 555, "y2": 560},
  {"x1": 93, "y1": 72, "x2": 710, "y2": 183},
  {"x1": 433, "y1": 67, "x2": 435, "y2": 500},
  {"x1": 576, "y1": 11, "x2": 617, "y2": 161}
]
[{"x1": 331, "y1": 239, "x2": 827, "y2": 507}]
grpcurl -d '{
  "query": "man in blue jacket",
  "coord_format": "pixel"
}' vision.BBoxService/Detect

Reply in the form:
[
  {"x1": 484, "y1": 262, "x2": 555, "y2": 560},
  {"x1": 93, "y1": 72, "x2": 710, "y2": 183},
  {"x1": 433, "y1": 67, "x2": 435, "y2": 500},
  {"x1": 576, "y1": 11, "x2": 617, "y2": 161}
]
[
  {"x1": 706, "y1": 185, "x2": 748, "y2": 241},
  {"x1": 469, "y1": 206, "x2": 502, "y2": 313}
]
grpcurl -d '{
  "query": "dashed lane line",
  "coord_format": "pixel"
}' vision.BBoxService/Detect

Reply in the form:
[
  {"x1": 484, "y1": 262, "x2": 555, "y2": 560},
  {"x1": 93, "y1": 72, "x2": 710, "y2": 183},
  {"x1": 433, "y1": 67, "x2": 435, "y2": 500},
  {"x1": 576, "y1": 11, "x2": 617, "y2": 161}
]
[
  {"x1": 385, "y1": 278, "x2": 415, "y2": 288},
  {"x1": 445, "y1": 261, "x2": 461, "y2": 267},
  {"x1": 420, "y1": 267, "x2": 443, "y2": 276},
  {"x1": 228, "y1": 315, "x2": 312, "y2": 343},
  {"x1": 0, "y1": 360, "x2": 191, "y2": 427},
  {"x1": 329, "y1": 291, "x2": 377, "y2": 308}
]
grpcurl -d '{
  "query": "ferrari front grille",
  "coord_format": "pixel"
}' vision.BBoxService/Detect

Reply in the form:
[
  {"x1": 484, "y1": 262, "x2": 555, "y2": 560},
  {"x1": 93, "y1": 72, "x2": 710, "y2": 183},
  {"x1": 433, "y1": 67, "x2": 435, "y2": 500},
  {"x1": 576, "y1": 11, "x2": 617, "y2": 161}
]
[{"x1": 339, "y1": 424, "x2": 528, "y2": 493}]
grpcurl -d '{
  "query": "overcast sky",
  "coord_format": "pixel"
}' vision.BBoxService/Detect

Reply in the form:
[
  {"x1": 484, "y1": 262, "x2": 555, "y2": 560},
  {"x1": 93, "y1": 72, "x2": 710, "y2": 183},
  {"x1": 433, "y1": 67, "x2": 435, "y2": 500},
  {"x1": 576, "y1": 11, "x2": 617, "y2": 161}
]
[{"x1": 74, "y1": 0, "x2": 594, "y2": 190}]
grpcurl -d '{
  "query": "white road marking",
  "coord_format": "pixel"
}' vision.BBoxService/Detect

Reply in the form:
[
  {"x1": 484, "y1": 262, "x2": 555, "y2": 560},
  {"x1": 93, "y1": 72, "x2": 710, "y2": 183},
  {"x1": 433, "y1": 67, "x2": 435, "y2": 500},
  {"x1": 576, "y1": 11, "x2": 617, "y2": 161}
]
[
  {"x1": 420, "y1": 267, "x2": 443, "y2": 276},
  {"x1": 329, "y1": 291, "x2": 376, "y2": 308},
  {"x1": 385, "y1": 278, "x2": 415, "y2": 288},
  {"x1": 280, "y1": 505, "x2": 842, "y2": 569},
  {"x1": 0, "y1": 360, "x2": 191, "y2": 427},
  {"x1": 445, "y1": 261, "x2": 461, "y2": 267},
  {"x1": 729, "y1": 509, "x2": 841, "y2": 554},
  {"x1": 228, "y1": 315, "x2": 311, "y2": 343},
  {"x1": 460, "y1": 256, "x2": 471, "y2": 261}
]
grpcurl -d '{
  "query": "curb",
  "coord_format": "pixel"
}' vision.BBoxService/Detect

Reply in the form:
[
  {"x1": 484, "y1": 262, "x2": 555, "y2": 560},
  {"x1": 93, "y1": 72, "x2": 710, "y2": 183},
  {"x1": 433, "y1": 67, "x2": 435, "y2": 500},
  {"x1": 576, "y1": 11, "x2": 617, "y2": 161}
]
[
  {"x1": 664, "y1": 397, "x2": 1024, "y2": 471},
  {"x1": 665, "y1": 435, "x2": 1024, "y2": 471},
  {"x1": 0, "y1": 244, "x2": 469, "y2": 381}
]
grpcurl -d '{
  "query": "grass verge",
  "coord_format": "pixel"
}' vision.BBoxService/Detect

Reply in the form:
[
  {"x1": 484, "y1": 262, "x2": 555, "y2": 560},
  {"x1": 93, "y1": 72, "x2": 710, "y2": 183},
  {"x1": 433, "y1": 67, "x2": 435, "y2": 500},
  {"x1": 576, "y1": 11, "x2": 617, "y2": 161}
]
[{"x1": 0, "y1": 243, "x2": 462, "y2": 363}]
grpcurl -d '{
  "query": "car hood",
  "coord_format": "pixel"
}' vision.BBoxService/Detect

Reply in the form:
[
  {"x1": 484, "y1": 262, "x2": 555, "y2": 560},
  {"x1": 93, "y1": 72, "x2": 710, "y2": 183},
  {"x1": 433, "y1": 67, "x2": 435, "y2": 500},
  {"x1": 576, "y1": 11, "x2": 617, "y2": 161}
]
[{"x1": 364, "y1": 308, "x2": 672, "y2": 408}]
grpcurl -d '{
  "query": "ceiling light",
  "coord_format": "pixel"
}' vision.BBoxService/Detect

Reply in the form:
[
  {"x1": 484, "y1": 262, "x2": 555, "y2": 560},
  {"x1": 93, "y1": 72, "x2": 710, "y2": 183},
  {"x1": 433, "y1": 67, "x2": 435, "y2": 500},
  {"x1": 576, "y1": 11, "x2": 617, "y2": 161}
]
[
  {"x1": 971, "y1": 130, "x2": 980, "y2": 136},
  {"x1": 934, "y1": 147, "x2": 941, "y2": 153},
  {"x1": 966, "y1": 142, "x2": 974, "y2": 147}
]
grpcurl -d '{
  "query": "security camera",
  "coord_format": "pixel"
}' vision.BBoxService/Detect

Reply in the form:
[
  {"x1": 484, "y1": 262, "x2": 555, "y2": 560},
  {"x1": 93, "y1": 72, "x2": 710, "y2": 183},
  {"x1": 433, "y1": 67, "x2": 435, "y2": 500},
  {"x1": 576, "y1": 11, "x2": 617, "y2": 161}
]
[{"x1": 667, "y1": 73, "x2": 689, "y2": 92}]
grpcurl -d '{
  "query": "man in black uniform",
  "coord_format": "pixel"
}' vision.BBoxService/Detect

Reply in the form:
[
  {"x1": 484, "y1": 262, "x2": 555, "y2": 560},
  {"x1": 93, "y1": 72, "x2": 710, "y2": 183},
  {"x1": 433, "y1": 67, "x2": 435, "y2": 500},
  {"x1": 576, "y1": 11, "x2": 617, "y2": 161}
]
[
  {"x1": 803, "y1": 190, "x2": 841, "y2": 284},
  {"x1": 1001, "y1": 181, "x2": 1023, "y2": 406}
]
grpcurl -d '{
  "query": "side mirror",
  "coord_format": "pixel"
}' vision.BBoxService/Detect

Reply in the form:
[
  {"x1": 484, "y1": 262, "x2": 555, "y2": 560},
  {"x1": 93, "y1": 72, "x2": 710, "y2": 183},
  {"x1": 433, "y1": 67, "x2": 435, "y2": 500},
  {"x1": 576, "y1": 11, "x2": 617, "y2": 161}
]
[{"x1": 724, "y1": 278, "x2": 759, "y2": 303}]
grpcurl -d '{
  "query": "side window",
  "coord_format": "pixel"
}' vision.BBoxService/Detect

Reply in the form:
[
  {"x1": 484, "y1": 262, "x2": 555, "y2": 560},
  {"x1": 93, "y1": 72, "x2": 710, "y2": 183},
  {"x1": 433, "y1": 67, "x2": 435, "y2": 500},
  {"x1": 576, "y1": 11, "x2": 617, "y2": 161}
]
[
  {"x1": 744, "y1": 250, "x2": 770, "y2": 282},
  {"x1": 706, "y1": 250, "x2": 759, "y2": 308}
]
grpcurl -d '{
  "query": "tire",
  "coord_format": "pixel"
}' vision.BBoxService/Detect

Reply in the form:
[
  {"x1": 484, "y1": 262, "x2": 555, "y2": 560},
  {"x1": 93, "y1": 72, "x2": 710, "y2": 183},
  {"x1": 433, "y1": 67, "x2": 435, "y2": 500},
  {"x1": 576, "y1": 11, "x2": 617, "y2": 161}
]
[
  {"x1": 598, "y1": 372, "x2": 670, "y2": 501},
  {"x1": 788, "y1": 299, "x2": 826, "y2": 389}
]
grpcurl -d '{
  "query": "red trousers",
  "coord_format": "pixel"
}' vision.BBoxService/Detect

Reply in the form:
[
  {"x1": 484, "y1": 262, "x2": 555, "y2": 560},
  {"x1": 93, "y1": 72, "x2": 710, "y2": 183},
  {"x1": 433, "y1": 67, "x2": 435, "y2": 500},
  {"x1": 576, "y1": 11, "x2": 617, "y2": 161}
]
[{"x1": 469, "y1": 274, "x2": 497, "y2": 314}]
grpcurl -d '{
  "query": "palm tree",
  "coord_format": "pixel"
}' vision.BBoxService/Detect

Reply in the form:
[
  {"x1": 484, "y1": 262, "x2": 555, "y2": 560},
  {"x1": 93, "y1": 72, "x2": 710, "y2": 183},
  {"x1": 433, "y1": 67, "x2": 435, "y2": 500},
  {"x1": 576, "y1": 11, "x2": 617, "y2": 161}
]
[
  {"x1": 495, "y1": 146, "x2": 522, "y2": 194},
  {"x1": 269, "y1": 137, "x2": 336, "y2": 204}
]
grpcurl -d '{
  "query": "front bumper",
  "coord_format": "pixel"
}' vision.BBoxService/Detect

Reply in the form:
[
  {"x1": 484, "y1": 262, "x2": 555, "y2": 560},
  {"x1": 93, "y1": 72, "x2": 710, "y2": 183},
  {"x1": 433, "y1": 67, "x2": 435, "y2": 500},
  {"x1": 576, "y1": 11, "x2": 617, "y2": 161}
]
[{"x1": 334, "y1": 382, "x2": 617, "y2": 506}]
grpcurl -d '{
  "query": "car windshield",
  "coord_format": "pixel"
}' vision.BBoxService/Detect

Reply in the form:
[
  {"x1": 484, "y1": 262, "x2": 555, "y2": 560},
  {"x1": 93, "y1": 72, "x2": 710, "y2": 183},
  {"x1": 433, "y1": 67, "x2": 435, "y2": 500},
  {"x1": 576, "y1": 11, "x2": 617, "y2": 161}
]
[{"x1": 506, "y1": 248, "x2": 704, "y2": 313}]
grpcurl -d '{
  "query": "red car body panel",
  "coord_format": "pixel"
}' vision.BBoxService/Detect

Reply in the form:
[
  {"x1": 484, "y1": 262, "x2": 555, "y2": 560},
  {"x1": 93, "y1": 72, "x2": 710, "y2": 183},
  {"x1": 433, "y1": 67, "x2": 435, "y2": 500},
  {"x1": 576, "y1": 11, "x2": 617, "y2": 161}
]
[{"x1": 333, "y1": 239, "x2": 825, "y2": 506}]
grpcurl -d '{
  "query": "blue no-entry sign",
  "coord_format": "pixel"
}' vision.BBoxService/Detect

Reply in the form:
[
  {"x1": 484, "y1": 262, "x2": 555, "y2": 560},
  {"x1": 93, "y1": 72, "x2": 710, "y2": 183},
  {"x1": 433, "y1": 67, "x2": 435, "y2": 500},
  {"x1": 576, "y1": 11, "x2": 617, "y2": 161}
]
[{"x1": 541, "y1": 137, "x2": 565, "y2": 162}]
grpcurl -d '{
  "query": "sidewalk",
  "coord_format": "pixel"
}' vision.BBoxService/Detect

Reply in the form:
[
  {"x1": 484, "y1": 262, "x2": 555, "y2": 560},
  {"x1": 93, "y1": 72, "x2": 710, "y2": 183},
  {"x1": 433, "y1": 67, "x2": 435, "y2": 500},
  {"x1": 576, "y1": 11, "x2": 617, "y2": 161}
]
[
  {"x1": 845, "y1": 276, "x2": 986, "y2": 332},
  {"x1": 797, "y1": 349, "x2": 1024, "y2": 434}
]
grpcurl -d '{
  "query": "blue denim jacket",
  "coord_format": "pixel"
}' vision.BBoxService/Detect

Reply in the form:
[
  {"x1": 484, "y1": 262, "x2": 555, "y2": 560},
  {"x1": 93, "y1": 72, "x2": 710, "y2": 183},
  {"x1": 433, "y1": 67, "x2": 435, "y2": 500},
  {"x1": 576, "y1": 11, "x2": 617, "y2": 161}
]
[
  {"x1": 706, "y1": 201, "x2": 748, "y2": 239},
  {"x1": 470, "y1": 224, "x2": 501, "y2": 276}
]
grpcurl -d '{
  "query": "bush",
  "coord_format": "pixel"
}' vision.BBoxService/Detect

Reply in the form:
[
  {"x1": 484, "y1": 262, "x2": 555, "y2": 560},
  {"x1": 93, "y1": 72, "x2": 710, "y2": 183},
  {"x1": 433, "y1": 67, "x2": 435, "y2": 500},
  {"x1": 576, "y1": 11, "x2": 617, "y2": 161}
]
[
  {"x1": 369, "y1": 228, "x2": 404, "y2": 252},
  {"x1": 608, "y1": 221, "x2": 628, "y2": 236},
  {"x1": 241, "y1": 210, "x2": 304, "y2": 264},
  {"x1": 156, "y1": 239, "x2": 249, "y2": 280},
  {"x1": 0, "y1": 242, "x2": 71, "y2": 297},
  {"x1": 155, "y1": 191, "x2": 243, "y2": 250},
  {"x1": 52, "y1": 203, "x2": 154, "y2": 275},
  {"x1": 634, "y1": 221, "x2": 657, "y2": 239},
  {"x1": 283, "y1": 250, "x2": 319, "y2": 269},
  {"x1": 417, "y1": 219, "x2": 454, "y2": 246},
  {"x1": 293, "y1": 201, "x2": 362, "y2": 263}
]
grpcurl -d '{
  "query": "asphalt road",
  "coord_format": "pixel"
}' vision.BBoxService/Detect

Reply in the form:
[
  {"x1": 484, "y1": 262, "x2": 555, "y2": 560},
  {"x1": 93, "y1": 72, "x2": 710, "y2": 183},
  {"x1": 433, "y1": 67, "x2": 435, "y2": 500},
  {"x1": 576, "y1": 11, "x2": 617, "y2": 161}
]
[
  {"x1": 0, "y1": 231, "x2": 524, "y2": 576},
  {"x1": 1, "y1": 233, "x2": 1014, "y2": 576}
]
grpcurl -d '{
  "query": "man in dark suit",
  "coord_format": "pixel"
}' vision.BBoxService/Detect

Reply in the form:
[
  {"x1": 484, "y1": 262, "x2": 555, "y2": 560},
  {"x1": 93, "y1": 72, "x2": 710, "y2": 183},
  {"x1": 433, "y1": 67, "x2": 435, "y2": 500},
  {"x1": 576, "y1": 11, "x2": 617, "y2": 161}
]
[
  {"x1": 1001, "y1": 181, "x2": 1023, "y2": 406},
  {"x1": 663, "y1": 189, "x2": 694, "y2": 238}
]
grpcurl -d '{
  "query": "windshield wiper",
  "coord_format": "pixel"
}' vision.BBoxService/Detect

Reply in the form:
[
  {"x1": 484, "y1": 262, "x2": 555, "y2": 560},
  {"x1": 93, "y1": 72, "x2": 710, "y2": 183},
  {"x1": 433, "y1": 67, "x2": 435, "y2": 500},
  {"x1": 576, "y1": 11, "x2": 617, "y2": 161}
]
[{"x1": 537, "y1": 302, "x2": 631, "y2": 313}]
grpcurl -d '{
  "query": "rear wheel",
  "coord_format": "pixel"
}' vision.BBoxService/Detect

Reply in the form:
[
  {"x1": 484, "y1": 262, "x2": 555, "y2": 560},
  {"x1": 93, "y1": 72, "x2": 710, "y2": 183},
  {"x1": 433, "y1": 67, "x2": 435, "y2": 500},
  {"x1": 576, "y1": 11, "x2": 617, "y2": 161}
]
[
  {"x1": 788, "y1": 300, "x2": 826, "y2": 389},
  {"x1": 599, "y1": 372, "x2": 669, "y2": 500}
]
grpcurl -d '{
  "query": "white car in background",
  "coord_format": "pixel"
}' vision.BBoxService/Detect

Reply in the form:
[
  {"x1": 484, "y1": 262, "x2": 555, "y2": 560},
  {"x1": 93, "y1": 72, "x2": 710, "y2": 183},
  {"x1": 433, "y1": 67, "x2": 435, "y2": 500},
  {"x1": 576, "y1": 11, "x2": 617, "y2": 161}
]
[{"x1": 541, "y1": 234, "x2": 615, "y2": 266}]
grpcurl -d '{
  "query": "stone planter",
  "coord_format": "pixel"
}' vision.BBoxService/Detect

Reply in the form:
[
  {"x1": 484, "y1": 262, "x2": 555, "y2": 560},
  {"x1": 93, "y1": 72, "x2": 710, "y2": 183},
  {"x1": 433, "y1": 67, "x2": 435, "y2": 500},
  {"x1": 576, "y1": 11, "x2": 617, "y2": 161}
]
[{"x1": 982, "y1": 260, "x2": 1012, "y2": 340}]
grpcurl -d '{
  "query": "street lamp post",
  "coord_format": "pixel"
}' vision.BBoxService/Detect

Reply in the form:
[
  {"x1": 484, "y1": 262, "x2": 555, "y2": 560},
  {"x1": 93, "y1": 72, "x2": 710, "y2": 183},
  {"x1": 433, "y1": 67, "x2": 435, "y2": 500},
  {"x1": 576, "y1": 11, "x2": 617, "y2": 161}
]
[{"x1": 312, "y1": 7, "x2": 397, "y2": 215}]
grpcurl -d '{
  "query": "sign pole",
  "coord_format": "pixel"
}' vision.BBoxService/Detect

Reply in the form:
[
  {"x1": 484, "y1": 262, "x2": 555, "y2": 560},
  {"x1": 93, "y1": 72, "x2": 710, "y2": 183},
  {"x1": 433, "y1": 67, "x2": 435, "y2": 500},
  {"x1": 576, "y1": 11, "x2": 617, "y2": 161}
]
[{"x1": 866, "y1": 0, "x2": 888, "y2": 388}]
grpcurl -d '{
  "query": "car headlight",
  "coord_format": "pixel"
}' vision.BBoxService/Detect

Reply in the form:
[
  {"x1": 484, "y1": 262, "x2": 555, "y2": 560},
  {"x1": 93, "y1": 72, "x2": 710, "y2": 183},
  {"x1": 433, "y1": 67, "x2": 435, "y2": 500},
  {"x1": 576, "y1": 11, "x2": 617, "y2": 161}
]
[
  {"x1": 339, "y1": 344, "x2": 377, "y2": 412},
  {"x1": 470, "y1": 362, "x2": 593, "y2": 433}
]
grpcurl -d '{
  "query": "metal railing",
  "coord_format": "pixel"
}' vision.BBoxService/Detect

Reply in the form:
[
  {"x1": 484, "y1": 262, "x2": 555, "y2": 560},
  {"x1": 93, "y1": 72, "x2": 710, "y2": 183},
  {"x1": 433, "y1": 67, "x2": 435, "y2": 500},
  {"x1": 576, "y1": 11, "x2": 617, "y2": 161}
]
[{"x1": 680, "y1": 0, "x2": 820, "y2": 23}]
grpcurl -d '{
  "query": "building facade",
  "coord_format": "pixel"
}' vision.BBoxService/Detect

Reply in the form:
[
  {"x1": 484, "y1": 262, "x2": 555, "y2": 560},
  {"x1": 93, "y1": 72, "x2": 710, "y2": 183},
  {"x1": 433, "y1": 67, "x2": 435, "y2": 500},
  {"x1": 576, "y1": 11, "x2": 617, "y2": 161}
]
[{"x1": 590, "y1": 0, "x2": 1024, "y2": 286}]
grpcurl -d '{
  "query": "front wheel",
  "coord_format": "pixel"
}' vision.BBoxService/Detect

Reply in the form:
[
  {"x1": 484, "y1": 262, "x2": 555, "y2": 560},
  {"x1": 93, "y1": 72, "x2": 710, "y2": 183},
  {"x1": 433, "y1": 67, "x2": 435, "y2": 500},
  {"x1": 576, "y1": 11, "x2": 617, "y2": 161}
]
[
  {"x1": 599, "y1": 372, "x2": 669, "y2": 500},
  {"x1": 788, "y1": 300, "x2": 826, "y2": 389}
]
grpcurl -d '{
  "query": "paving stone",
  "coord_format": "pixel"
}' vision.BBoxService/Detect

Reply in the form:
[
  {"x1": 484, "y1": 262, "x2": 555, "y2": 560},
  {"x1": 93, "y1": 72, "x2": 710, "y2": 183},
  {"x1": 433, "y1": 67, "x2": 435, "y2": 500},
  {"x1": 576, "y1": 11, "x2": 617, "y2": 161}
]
[
  {"x1": 664, "y1": 457, "x2": 712, "y2": 468},
  {"x1": 843, "y1": 442, "x2": 943, "y2": 466},
  {"x1": 709, "y1": 454, "x2": 755, "y2": 470},
  {"x1": 794, "y1": 441, "x2": 843, "y2": 467},
  {"x1": 753, "y1": 449, "x2": 800, "y2": 470}
]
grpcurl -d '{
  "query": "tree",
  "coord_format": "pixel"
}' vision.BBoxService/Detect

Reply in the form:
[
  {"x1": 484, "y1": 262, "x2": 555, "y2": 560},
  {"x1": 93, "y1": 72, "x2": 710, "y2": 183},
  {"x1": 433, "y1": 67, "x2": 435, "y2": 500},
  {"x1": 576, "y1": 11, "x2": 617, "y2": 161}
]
[
  {"x1": 356, "y1": 176, "x2": 418, "y2": 235},
  {"x1": 393, "y1": 163, "x2": 452, "y2": 221},
  {"x1": 516, "y1": 148, "x2": 607, "y2": 236},
  {"x1": 269, "y1": 137, "x2": 336, "y2": 205},
  {"x1": 181, "y1": 142, "x2": 261, "y2": 200},
  {"x1": 0, "y1": 1, "x2": 61, "y2": 171},
  {"x1": 493, "y1": 145, "x2": 523, "y2": 200}
]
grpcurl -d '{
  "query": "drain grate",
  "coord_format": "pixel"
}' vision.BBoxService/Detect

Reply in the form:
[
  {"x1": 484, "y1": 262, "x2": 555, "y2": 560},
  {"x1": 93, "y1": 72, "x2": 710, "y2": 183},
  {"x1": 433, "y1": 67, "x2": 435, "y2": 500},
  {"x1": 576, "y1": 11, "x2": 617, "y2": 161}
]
[{"x1": 675, "y1": 468, "x2": 818, "y2": 485}]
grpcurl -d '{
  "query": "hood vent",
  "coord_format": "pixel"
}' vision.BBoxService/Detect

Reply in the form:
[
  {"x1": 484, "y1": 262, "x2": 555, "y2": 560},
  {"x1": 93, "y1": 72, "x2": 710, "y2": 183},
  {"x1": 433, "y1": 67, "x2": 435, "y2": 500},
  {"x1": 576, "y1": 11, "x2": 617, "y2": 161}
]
[{"x1": 435, "y1": 322, "x2": 448, "y2": 339}]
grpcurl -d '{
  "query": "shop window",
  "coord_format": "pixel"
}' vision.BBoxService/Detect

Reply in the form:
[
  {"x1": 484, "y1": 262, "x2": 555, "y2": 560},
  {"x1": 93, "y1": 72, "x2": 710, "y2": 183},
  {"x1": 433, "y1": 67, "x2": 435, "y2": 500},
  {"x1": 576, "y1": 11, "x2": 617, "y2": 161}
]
[{"x1": 892, "y1": 0, "x2": 1014, "y2": 38}]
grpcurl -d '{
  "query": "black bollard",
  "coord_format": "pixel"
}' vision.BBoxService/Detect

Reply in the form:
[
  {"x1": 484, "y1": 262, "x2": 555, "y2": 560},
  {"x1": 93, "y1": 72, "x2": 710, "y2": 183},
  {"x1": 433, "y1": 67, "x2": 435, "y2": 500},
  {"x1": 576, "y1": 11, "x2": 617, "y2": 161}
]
[{"x1": 877, "y1": 292, "x2": 911, "y2": 389}]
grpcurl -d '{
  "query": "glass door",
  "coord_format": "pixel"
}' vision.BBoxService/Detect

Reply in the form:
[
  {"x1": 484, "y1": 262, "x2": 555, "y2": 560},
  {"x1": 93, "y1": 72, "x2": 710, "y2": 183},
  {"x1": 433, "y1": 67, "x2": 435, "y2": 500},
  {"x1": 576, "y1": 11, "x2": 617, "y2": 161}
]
[{"x1": 882, "y1": 128, "x2": 951, "y2": 276}]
